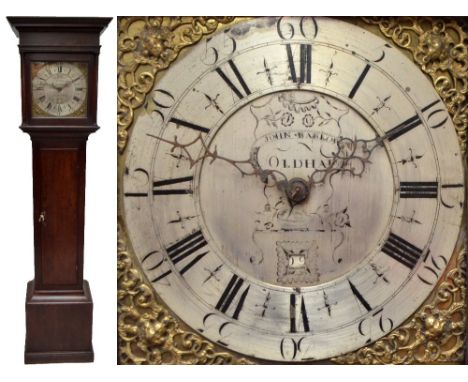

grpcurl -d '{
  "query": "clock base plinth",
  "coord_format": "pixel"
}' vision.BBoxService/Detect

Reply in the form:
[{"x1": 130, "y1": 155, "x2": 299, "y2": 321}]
[{"x1": 24, "y1": 280, "x2": 93, "y2": 364}]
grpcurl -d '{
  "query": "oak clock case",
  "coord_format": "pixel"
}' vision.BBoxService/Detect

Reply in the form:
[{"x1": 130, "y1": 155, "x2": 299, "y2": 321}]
[
  {"x1": 8, "y1": 16, "x2": 111, "y2": 364},
  {"x1": 118, "y1": 17, "x2": 467, "y2": 364}
]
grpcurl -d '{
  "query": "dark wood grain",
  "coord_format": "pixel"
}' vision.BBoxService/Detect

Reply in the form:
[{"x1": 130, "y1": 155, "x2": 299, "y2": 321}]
[
  {"x1": 25, "y1": 280, "x2": 93, "y2": 364},
  {"x1": 8, "y1": 16, "x2": 111, "y2": 364}
]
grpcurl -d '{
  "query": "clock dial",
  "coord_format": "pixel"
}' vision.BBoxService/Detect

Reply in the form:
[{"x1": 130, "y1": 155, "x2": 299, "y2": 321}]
[
  {"x1": 31, "y1": 61, "x2": 88, "y2": 118},
  {"x1": 122, "y1": 17, "x2": 465, "y2": 361}
]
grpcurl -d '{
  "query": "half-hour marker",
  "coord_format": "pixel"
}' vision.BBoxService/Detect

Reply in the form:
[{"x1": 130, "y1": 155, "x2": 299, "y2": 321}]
[
  {"x1": 215, "y1": 59, "x2": 251, "y2": 99},
  {"x1": 152, "y1": 176, "x2": 193, "y2": 195},
  {"x1": 381, "y1": 232, "x2": 423, "y2": 269},
  {"x1": 348, "y1": 64, "x2": 370, "y2": 99},
  {"x1": 152, "y1": 230, "x2": 208, "y2": 283},
  {"x1": 73, "y1": 96, "x2": 81, "y2": 102},
  {"x1": 169, "y1": 117, "x2": 210, "y2": 134},
  {"x1": 290, "y1": 294, "x2": 310, "y2": 333},
  {"x1": 39, "y1": 95, "x2": 46, "y2": 102},
  {"x1": 286, "y1": 44, "x2": 312, "y2": 84},
  {"x1": 215, "y1": 274, "x2": 250, "y2": 320},
  {"x1": 348, "y1": 280, "x2": 372, "y2": 312},
  {"x1": 399, "y1": 181, "x2": 438, "y2": 198}
]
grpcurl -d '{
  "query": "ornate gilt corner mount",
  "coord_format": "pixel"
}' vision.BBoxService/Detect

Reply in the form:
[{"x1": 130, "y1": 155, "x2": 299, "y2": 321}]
[
  {"x1": 332, "y1": 247, "x2": 466, "y2": 364},
  {"x1": 117, "y1": 221, "x2": 253, "y2": 364},
  {"x1": 362, "y1": 17, "x2": 468, "y2": 158},
  {"x1": 117, "y1": 16, "x2": 237, "y2": 153}
]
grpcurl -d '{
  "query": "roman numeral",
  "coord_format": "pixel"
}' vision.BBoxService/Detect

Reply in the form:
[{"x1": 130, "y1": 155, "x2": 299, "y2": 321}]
[
  {"x1": 152, "y1": 176, "x2": 193, "y2": 195},
  {"x1": 286, "y1": 44, "x2": 312, "y2": 84},
  {"x1": 125, "y1": 173, "x2": 192, "y2": 198},
  {"x1": 348, "y1": 280, "x2": 372, "y2": 312},
  {"x1": 385, "y1": 100, "x2": 442, "y2": 141},
  {"x1": 215, "y1": 274, "x2": 250, "y2": 320},
  {"x1": 166, "y1": 230, "x2": 207, "y2": 264},
  {"x1": 348, "y1": 64, "x2": 370, "y2": 99},
  {"x1": 152, "y1": 230, "x2": 208, "y2": 283},
  {"x1": 169, "y1": 117, "x2": 210, "y2": 134},
  {"x1": 385, "y1": 113, "x2": 422, "y2": 141},
  {"x1": 382, "y1": 232, "x2": 423, "y2": 269},
  {"x1": 400, "y1": 181, "x2": 438, "y2": 198},
  {"x1": 124, "y1": 191, "x2": 148, "y2": 197},
  {"x1": 215, "y1": 59, "x2": 251, "y2": 99},
  {"x1": 290, "y1": 294, "x2": 310, "y2": 333}
]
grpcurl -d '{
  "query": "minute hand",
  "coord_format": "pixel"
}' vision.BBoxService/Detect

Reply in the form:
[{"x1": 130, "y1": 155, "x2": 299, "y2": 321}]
[{"x1": 64, "y1": 76, "x2": 83, "y2": 87}]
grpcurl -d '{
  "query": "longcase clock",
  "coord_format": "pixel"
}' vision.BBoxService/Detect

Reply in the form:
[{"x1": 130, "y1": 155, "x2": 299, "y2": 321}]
[{"x1": 8, "y1": 16, "x2": 111, "y2": 364}]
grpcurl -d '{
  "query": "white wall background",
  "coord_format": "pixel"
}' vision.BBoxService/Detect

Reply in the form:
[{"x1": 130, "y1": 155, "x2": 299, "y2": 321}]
[{"x1": 0, "y1": 1, "x2": 466, "y2": 382}]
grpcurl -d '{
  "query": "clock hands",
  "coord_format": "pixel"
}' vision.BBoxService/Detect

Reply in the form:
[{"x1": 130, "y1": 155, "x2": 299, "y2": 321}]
[
  {"x1": 147, "y1": 130, "x2": 383, "y2": 208},
  {"x1": 147, "y1": 132, "x2": 288, "y2": 186},
  {"x1": 265, "y1": 134, "x2": 383, "y2": 207}
]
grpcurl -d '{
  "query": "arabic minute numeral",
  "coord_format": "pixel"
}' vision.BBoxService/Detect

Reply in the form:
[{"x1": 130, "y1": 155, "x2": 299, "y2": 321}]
[
  {"x1": 417, "y1": 251, "x2": 448, "y2": 286},
  {"x1": 147, "y1": 88, "x2": 175, "y2": 125},
  {"x1": 276, "y1": 16, "x2": 318, "y2": 40},
  {"x1": 201, "y1": 31, "x2": 237, "y2": 66},
  {"x1": 358, "y1": 308, "x2": 394, "y2": 344}
]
